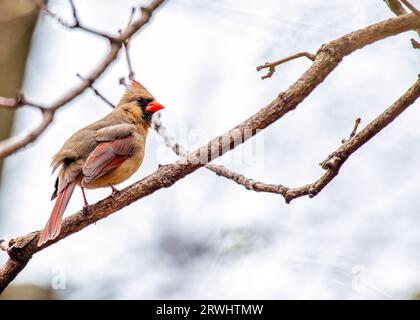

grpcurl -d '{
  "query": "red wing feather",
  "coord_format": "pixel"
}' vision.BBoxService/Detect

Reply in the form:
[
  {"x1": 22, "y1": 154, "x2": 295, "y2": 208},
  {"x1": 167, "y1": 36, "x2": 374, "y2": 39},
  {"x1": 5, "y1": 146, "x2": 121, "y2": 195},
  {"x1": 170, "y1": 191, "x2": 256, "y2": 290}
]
[{"x1": 83, "y1": 135, "x2": 134, "y2": 184}]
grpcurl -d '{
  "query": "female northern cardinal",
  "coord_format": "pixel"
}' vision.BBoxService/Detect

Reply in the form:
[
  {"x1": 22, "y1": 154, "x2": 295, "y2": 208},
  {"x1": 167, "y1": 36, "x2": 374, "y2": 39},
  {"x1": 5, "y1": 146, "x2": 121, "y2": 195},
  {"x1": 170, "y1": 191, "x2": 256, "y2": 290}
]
[{"x1": 38, "y1": 80, "x2": 164, "y2": 246}]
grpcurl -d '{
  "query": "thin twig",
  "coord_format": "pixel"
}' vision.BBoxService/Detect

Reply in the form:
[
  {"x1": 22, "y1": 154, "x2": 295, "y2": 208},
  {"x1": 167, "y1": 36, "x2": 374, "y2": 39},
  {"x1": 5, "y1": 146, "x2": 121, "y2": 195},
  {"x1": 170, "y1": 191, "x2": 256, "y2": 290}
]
[
  {"x1": 256, "y1": 51, "x2": 315, "y2": 80},
  {"x1": 152, "y1": 113, "x2": 187, "y2": 156},
  {"x1": 117, "y1": 7, "x2": 137, "y2": 83},
  {"x1": 411, "y1": 38, "x2": 420, "y2": 48},
  {"x1": 0, "y1": 94, "x2": 51, "y2": 157},
  {"x1": 122, "y1": 7, "x2": 136, "y2": 80},
  {"x1": 68, "y1": 0, "x2": 79, "y2": 22},
  {"x1": 0, "y1": 94, "x2": 45, "y2": 111},
  {"x1": 0, "y1": 110, "x2": 55, "y2": 158},
  {"x1": 349, "y1": 117, "x2": 362, "y2": 139},
  {"x1": 384, "y1": 0, "x2": 407, "y2": 15},
  {"x1": 342, "y1": 117, "x2": 361, "y2": 143},
  {"x1": 35, "y1": 0, "x2": 117, "y2": 42},
  {"x1": 123, "y1": 43, "x2": 135, "y2": 81},
  {"x1": 400, "y1": 0, "x2": 420, "y2": 17},
  {"x1": 76, "y1": 73, "x2": 115, "y2": 108},
  {"x1": 119, "y1": 77, "x2": 128, "y2": 87}
]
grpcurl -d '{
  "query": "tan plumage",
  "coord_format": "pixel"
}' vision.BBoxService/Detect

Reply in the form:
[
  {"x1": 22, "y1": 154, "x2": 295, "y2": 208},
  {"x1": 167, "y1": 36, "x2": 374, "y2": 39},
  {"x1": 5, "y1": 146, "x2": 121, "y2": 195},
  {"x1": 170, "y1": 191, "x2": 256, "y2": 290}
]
[{"x1": 38, "y1": 81, "x2": 164, "y2": 246}]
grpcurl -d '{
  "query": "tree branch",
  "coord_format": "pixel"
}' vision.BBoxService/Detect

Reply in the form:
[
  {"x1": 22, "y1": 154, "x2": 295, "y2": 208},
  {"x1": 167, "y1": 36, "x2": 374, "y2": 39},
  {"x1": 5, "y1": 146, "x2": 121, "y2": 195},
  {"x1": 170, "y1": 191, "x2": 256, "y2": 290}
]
[
  {"x1": 400, "y1": 0, "x2": 420, "y2": 17},
  {"x1": 0, "y1": 13, "x2": 419, "y2": 293},
  {"x1": 35, "y1": 0, "x2": 117, "y2": 42},
  {"x1": 0, "y1": 0, "x2": 166, "y2": 159},
  {"x1": 411, "y1": 38, "x2": 420, "y2": 48},
  {"x1": 342, "y1": 117, "x2": 362, "y2": 143},
  {"x1": 256, "y1": 51, "x2": 315, "y2": 80},
  {"x1": 76, "y1": 73, "x2": 116, "y2": 108},
  {"x1": 212, "y1": 79, "x2": 419, "y2": 203},
  {"x1": 121, "y1": 7, "x2": 137, "y2": 81},
  {"x1": 384, "y1": 0, "x2": 420, "y2": 46},
  {"x1": 0, "y1": 94, "x2": 45, "y2": 111},
  {"x1": 385, "y1": 0, "x2": 408, "y2": 15}
]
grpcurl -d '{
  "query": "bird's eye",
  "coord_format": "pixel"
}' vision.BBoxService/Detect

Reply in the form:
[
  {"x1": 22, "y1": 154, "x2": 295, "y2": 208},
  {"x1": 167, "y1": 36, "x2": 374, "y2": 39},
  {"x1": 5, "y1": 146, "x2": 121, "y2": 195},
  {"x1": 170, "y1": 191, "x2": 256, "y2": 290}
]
[{"x1": 136, "y1": 97, "x2": 152, "y2": 109}]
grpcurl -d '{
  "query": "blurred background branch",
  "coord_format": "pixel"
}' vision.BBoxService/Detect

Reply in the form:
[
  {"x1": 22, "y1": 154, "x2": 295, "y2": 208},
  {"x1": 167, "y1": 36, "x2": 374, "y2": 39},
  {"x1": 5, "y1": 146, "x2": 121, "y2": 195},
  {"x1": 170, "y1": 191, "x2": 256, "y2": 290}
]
[
  {"x1": 0, "y1": 0, "x2": 38, "y2": 182},
  {"x1": 0, "y1": 0, "x2": 39, "y2": 298},
  {"x1": 34, "y1": 0, "x2": 117, "y2": 41}
]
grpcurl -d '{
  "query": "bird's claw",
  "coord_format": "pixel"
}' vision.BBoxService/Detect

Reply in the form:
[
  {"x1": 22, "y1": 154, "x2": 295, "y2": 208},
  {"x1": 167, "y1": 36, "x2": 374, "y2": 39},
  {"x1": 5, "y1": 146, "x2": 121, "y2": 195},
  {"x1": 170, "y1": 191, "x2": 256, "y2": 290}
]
[
  {"x1": 110, "y1": 185, "x2": 120, "y2": 201},
  {"x1": 82, "y1": 205, "x2": 91, "y2": 215},
  {"x1": 110, "y1": 192, "x2": 120, "y2": 202}
]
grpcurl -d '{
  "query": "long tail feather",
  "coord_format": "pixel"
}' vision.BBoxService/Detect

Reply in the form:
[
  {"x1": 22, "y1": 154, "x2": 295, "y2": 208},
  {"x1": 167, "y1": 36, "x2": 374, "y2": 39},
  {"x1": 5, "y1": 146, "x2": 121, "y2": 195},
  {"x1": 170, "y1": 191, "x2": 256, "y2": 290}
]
[{"x1": 38, "y1": 180, "x2": 77, "y2": 246}]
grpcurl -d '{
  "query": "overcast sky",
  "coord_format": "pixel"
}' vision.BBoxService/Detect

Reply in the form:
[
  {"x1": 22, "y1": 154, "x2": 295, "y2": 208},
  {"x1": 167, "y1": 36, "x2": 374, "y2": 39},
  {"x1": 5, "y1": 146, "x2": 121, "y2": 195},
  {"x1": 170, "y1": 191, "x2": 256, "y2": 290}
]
[{"x1": 1, "y1": 0, "x2": 419, "y2": 299}]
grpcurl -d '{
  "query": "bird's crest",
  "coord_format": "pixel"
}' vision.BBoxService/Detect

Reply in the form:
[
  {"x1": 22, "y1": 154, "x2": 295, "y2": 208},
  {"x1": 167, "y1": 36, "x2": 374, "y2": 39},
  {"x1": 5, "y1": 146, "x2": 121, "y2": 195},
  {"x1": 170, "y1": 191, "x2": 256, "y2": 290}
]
[
  {"x1": 130, "y1": 80, "x2": 146, "y2": 90},
  {"x1": 119, "y1": 79, "x2": 154, "y2": 105}
]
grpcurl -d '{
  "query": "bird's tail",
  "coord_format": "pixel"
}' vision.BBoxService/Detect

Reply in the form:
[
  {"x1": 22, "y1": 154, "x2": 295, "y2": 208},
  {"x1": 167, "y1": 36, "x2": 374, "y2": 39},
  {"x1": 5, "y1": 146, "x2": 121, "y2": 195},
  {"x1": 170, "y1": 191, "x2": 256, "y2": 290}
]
[{"x1": 38, "y1": 180, "x2": 77, "y2": 246}]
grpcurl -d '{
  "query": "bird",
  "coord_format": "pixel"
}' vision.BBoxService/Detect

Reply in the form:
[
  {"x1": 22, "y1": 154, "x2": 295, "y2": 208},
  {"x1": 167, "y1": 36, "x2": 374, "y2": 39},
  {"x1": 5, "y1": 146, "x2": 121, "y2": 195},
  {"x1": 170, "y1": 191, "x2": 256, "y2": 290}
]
[{"x1": 37, "y1": 80, "x2": 164, "y2": 246}]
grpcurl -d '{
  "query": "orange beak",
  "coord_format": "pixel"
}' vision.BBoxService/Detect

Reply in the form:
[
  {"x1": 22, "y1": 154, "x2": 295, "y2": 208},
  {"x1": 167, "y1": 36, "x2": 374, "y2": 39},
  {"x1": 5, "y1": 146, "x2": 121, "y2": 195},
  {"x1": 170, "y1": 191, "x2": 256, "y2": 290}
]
[{"x1": 146, "y1": 101, "x2": 165, "y2": 113}]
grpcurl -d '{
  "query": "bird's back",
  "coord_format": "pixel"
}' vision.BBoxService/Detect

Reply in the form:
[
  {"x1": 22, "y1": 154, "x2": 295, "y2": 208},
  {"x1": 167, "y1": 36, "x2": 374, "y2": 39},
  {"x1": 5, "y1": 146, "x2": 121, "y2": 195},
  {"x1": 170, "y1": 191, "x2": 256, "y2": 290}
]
[{"x1": 51, "y1": 109, "x2": 130, "y2": 171}]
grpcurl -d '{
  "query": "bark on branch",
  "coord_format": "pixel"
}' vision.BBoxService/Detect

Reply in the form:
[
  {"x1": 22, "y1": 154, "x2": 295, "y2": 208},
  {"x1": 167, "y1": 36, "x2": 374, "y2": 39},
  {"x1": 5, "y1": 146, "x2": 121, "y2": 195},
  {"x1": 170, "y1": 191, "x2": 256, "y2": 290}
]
[{"x1": 384, "y1": 0, "x2": 420, "y2": 47}]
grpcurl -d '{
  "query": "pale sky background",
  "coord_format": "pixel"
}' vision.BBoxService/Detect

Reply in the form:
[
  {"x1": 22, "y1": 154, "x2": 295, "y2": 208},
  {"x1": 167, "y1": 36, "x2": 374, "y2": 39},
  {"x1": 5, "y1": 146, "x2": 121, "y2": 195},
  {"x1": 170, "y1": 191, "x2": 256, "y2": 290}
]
[{"x1": 0, "y1": 0, "x2": 419, "y2": 299}]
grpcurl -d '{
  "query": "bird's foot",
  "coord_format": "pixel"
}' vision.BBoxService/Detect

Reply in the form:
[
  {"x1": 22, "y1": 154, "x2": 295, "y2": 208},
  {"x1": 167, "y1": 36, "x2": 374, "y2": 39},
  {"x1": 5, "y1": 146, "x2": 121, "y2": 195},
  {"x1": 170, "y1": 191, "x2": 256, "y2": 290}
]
[
  {"x1": 110, "y1": 185, "x2": 119, "y2": 194},
  {"x1": 82, "y1": 205, "x2": 91, "y2": 215},
  {"x1": 110, "y1": 185, "x2": 120, "y2": 201}
]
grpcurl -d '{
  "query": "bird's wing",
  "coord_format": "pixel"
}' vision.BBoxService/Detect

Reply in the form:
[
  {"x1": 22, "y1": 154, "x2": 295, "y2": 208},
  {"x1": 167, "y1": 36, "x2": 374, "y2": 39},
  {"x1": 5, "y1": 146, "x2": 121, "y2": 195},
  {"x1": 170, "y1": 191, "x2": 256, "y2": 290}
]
[
  {"x1": 95, "y1": 123, "x2": 137, "y2": 142},
  {"x1": 82, "y1": 135, "x2": 136, "y2": 184}
]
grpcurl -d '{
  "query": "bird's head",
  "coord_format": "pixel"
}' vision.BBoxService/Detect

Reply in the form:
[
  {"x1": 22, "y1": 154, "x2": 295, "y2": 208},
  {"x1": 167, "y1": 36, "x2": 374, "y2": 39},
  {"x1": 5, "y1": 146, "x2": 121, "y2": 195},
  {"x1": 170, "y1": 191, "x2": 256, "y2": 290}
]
[{"x1": 119, "y1": 80, "x2": 165, "y2": 126}]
